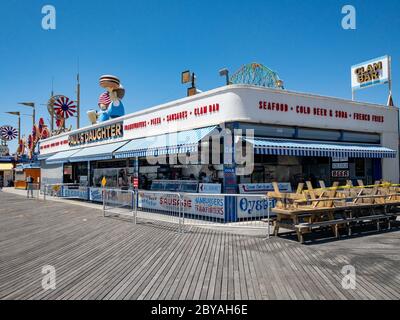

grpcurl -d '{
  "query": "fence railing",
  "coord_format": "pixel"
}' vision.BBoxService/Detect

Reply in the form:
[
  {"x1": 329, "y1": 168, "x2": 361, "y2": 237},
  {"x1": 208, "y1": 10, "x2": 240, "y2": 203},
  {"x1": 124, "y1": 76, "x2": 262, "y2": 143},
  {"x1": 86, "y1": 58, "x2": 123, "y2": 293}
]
[
  {"x1": 40, "y1": 184, "x2": 272, "y2": 237},
  {"x1": 135, "y1": 190, "x2": 185, "y2": 232},
  {"x1": 135, "y1": 191, "x2": 271, "y2": 236},
  {"x1": 103, "y1": 188, "x2": 135, "y2": 219}
]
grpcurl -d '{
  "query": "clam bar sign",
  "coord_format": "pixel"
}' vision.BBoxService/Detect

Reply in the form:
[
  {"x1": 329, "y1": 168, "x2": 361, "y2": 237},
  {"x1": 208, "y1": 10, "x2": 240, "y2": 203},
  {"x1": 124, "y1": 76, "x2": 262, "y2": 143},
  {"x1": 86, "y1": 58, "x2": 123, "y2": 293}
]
[
  {"x1": 69, "y1": 122, "x2": 123, "y2": 146},
  {"x1": 351, "y1": 56, "x2": 390, "y2": 90}
]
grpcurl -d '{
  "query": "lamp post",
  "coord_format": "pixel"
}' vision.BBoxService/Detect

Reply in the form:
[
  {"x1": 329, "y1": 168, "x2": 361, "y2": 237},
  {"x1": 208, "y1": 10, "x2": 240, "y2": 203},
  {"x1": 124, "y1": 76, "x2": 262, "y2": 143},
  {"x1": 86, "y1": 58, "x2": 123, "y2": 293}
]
[
  {"x1": 6, "y1": 111, "x2": 21, "y2": 142},
  {"x1": 18, "y1": 102, "x2": 35, "y2": 128},
  {"x1": 182, "y1": 70, "x2": 198, "y2": 96},
  {"x1": 219, "y1": 68, "x2": 230, "y2": 85}
]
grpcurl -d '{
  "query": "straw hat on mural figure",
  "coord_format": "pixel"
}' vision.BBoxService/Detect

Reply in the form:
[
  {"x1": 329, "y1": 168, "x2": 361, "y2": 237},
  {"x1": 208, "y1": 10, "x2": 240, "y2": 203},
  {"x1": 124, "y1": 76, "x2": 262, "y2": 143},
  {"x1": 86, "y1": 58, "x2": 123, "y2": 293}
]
[{"x1": 87, "y1": 75, "x2": 126, "y2": 124}]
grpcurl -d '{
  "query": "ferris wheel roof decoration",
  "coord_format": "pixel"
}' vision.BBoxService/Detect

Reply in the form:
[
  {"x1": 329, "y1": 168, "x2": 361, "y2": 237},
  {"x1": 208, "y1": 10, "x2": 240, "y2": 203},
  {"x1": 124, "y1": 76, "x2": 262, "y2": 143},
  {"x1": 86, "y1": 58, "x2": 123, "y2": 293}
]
[
  {"x1": 0, "y1": 125, "x2": 18, "y2": 141},
  {"x1": 52, "y1": 95, "x2": 77, "y2": 119},
  {"x1": 229, "y1": 62, "x2": 283, "y2": 89}
]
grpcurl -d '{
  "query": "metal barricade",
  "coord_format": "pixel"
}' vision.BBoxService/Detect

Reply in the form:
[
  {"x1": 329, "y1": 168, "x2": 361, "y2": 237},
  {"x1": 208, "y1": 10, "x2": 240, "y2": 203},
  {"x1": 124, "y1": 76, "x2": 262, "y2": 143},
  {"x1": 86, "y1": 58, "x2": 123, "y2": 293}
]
[
  {"x1": 102, "y1": 188, "x2": 135, "y2": 219},
  {"x1": 42, "y1": 183, "x2": 78, "y2": 200},
  {"x1": 178, "y1": 193, "x2": 271, "y2": 238},
  {"x1": 39, "y1": 185, "x2": 272, "y2": 237},
  {"x1": 135, "y1": 190, "x2": 184, "y2": 232},
  {"x1": 134, "y1": 190, "x2": 271, "y2": 237}
]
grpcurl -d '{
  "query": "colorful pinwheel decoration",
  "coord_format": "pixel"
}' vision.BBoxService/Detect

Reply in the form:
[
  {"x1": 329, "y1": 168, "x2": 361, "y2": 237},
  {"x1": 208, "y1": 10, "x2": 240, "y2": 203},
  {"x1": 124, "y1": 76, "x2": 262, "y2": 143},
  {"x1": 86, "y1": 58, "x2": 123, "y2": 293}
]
[
  {"x1": 16, "y1": 138, "x2": 26, "y2": 156},
  {"x1": 53, "y1": 96, "x2": 77, "y2": 119},
  {"x1": 41, "y1": 127, "x2": 50, "y2": 139},
  {"x1": 32, "y1": 125, "x2": 39, "y2": 143},
  {"x1": 0, "y1": 125, "x2": 18, "y2": 141},
  {"x1": 38, "y1": 118, "x2": 45, "y2": 134},
  {"x1": 38, "y1": 118, "x2": 50, "y2": 139}
]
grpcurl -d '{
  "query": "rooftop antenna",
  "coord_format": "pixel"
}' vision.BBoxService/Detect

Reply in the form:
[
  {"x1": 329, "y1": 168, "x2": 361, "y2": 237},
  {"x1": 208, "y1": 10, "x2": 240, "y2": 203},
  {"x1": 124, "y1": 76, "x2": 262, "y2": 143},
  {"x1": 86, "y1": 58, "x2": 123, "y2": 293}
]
[
  {"x1": 76, "y1": 57, "x2": 81, "y2": 129},
  {"x1": 51, "y1": 76, "x2": 55, "y2": 131}
]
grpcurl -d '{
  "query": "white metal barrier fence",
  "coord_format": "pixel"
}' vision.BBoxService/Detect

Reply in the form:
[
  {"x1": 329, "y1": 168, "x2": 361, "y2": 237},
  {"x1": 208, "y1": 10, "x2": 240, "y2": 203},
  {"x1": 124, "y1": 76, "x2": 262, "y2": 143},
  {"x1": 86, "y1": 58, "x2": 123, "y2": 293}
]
[
  {"x1": 135, "y1": 190, "x2": 185, "y2": 232},
  {"x1": 42, "y1": 183, "x2": 80, "y2": 199},
  {"x1": 134, "y1": 190, "x2": 271, "y2": 237},
  {"x1": 40, "y1": 184, "x2": 271, "y2": 236},
  {"x1": 102, "y1": 188, "x2": 135, "y2": 220}
]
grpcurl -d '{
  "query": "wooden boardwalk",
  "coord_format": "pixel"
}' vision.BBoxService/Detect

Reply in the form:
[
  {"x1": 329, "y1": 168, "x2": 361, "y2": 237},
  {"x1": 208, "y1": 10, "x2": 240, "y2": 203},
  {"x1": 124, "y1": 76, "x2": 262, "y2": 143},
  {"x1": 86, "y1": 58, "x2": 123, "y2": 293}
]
[{"x1": 0, "y1": 191, "x2": 400, "y2": 300}]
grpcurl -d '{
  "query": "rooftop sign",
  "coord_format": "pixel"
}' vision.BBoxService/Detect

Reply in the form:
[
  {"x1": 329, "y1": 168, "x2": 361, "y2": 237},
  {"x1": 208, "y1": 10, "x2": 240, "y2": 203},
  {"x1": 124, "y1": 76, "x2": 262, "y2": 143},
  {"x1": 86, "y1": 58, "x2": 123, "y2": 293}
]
[{"x1": 351, "y1": 55, "x2": 390, "y2": 90}]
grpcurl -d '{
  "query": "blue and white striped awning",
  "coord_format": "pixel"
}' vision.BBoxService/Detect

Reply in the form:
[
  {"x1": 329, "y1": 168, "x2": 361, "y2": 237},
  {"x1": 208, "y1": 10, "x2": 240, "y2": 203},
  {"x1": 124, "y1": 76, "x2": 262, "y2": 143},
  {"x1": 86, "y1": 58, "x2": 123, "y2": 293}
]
[
  {"x1": 15, "y1": 162, "x2": 41, "y2": 170},
  {"x1": 68, "y1": 140, "x2": 130, "y2": 163},
  {"x1": 244, "y1": 138, "x2": 396, "y2": 158},
  {"x1": 115, "y1": 126, "x2": 218, "y2": 159},
  {"x1": 37, "y1": 153, "x2": 55, "y2": 160},
  {"x1": 46, "y1": 149, "x2": 82, "y2": 164}
]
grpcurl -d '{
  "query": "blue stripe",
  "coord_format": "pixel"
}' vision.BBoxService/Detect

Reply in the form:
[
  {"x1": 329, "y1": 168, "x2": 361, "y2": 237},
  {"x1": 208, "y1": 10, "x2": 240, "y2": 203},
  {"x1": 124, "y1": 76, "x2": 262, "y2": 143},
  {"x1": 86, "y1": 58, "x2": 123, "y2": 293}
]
[
  {"x1": 246, "y1": 137, "x2": 396, "y2": 159},
  {"x1": 114, "y1": 126, "x2": 216, "y2": 158}
]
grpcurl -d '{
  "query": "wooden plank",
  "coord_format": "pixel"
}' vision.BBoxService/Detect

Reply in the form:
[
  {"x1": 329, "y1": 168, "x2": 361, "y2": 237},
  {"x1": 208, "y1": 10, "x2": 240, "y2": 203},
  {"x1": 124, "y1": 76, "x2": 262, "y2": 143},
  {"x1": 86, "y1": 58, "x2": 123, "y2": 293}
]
[{"x1": 1, "y1": 191, "x2": 400, "y2": 300}]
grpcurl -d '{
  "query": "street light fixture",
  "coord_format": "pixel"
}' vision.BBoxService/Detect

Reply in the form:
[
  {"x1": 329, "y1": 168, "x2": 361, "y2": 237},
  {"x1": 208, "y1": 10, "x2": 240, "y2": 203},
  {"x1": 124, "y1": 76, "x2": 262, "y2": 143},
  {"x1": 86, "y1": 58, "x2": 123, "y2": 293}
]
[
  {"x1": 18, "y1": 102, "x2": 35, "y2": 128},
  {"x1": 276, "y1": 79, "x2": 284, "y2": 89},
  {"x1": 181, "y1": 70, "x2": 197, "y2": 97},
  {"x1": 219, "y1": 68, "x2": 230, "y2": 85}
]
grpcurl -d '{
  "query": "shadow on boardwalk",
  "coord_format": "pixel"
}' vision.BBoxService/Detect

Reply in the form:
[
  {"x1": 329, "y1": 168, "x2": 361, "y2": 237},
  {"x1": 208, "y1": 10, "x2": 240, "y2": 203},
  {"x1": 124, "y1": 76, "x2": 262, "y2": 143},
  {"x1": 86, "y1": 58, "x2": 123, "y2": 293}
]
[{"x1": 0, "y1": 191, "x2": 399, "y2": 300}]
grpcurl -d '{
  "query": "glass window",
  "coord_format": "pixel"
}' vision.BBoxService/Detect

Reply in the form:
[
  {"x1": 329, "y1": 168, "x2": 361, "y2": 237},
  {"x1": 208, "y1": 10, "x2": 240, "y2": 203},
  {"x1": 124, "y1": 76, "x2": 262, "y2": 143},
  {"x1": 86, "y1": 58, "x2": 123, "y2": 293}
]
[
  {"x1": 342, "y1": 131, "x2": 380, "y2": 144},
  {"x1": 93, "y1": 168, "x2": 118, "y2": 188},
  {"x1": 355, "y1": 159, "x2": 365, "y2": 177},
  {"x1": 297, "y1": 128, "x2": 341, "y2": 141},
  {"x1": 237, "y1": 123, "x2": 295, "y2": 138}
]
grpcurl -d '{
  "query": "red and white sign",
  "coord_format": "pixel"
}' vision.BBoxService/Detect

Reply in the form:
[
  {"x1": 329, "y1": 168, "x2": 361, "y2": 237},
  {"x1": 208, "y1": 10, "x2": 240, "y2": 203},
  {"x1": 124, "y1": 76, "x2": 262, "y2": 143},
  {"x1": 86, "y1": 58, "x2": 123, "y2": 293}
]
[
  {"x1": 332, "y1": 170, "x2": 350, "y2": 178},
  {"x1": 38, "y1": 86, "x2": 397, "y2": 157},
  {"x1": 137, "y1": 192, "x2": 225, "y2": 219},
  {"x1": 133, "y1": 178, "x2": 139, "y2": 189}
]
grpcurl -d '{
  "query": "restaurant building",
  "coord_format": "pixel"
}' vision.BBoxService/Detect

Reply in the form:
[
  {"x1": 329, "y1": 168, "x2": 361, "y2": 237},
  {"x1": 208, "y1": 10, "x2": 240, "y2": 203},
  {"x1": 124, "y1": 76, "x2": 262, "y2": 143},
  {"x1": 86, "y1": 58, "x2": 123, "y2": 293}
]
[
  {"x1": 38, "y1": 84, "x2": 399, "y2": 196},
  {"x1": 0, "y1": 156, "x2": 14, "y2": 187}
]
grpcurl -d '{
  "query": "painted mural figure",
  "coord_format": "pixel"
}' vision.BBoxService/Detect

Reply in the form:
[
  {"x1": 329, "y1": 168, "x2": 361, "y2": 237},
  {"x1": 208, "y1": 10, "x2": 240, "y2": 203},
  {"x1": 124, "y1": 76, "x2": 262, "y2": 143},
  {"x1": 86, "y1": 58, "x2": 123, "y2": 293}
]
[{"x1": 87, "y1": 75, "x2": 126, "y2": 124}]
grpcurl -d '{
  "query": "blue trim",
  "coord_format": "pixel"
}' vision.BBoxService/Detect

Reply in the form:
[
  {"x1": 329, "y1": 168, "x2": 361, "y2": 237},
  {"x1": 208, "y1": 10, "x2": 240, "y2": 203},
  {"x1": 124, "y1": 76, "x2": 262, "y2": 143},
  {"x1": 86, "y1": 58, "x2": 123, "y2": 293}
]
[
  {"x1": 246, "y1": 137, "x2": 396, "y2": 159},
  {"x1": 115, "y1": 126, "x2": 217, "y2": 159},
  {"x1": 66, "y1": 140, "x2": 129, "y2": 163}
]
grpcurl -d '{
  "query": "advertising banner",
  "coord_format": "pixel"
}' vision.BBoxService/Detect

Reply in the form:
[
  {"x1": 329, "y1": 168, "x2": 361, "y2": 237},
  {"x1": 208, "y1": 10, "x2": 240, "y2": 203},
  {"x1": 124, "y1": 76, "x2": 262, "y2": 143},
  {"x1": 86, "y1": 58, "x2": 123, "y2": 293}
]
[
  {"x1": 332, "y1": 170, "x2": 350, "y2": 178},
  {"x1": 138, "y1": 192, "x2": 225, "y2": 220},
  {"x1": 332, "y1": 162, "x2": 349, "y2": 169},
  {"x1": 238, "y1": 183, "x2": 292, "y2": 194},
  {"x1": 223, "y1": 167, "x2": 237, "y2": 194},
  {"x1": 236, "y1": 196, "x2": 275, "y2": 218},
  {"x1": 89, "y1": 187, "x2": 133, "y2": 206},
  {"x1": 351, "y1": 55, "x2": 390, "y2": 90},
  {"x1": 89, "y1": 187, "x2": 103, "y2": 202},
  {"x1": 61, "y1": 186, "x2": 89, "y2": 200},
  {"x1": 198, "y1": 183, "x2": 221, "y2": 194}
]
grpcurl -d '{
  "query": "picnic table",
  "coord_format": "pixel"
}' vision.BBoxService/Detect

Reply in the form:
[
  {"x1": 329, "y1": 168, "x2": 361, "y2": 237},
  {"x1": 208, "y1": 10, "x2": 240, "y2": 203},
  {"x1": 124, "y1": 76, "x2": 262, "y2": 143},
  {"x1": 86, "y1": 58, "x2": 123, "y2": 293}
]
[{"x1": 268, "y1": 181, "x2": 400, "y2": 243}]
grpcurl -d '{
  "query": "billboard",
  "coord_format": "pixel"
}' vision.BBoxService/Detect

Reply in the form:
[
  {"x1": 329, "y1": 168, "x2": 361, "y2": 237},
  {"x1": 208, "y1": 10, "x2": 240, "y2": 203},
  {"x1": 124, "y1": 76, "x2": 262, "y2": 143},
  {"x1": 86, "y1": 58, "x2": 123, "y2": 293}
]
[{"x1": 351, "y1": 55, "x2": 390, "y2": 90}]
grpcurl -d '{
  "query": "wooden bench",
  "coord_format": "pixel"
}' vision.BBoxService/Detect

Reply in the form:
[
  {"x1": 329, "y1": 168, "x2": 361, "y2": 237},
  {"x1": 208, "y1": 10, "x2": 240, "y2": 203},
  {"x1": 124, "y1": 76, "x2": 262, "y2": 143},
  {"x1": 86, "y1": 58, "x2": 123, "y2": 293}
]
[
  {"x1": 295, "y1": 218, "x2": 349, "y2": 243},
  {"x1": 294, "y1": 214, "x2": 393, "y2": 243}
]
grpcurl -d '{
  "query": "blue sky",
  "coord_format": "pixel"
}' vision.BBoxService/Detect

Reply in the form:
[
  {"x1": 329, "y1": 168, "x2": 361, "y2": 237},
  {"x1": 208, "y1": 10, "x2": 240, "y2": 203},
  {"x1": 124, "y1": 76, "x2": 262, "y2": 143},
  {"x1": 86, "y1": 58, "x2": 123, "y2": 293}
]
[{"x1": 1, "y1": 0, "x2": 399, "y2": 151}]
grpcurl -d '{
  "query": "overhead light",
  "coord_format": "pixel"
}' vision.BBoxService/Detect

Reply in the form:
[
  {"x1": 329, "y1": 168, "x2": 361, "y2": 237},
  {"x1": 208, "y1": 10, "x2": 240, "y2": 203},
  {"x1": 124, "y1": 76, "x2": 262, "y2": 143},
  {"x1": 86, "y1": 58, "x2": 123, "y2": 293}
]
[
  {"x1": 219, "y1": 68, "x2": 228, "y2": 76},
  {"x1": 219, "y1": 68, "x2": 230, "y2": 85},
  {"x1": 181, "y1": 70, "x2": 191, "y2": 84},
  {"x1": 187, "y1": 87, "x2": 197, "y2": 97},
  {"x1": 276, "y1": 79, "x2": 284, "y2": 89},
  {"x1": 6, "y1": 111, "x2": 20, "y2": 116},
  {"x1": 18, "y1": 102, "x2": 35, "y2": 108}
]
